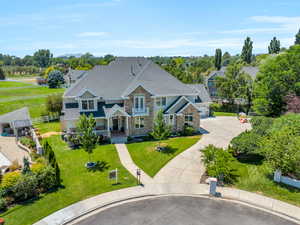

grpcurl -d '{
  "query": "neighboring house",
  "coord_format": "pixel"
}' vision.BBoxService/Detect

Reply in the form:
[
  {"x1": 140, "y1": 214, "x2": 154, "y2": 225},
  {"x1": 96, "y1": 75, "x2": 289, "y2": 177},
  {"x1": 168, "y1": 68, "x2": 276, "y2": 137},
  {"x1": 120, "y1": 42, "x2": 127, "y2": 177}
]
[
  {"x1": 0, "y1": 107, "x2": 32, "y2": 136},
  {"x1": 206, "y1": 66, "x2": 259, "y2": 98},
  {"x1": 64, "y1": 69, "x2": 87, "y2": 87},
  {"x1": 61, "y1": 57, "x2": 211, "y2": 140}
]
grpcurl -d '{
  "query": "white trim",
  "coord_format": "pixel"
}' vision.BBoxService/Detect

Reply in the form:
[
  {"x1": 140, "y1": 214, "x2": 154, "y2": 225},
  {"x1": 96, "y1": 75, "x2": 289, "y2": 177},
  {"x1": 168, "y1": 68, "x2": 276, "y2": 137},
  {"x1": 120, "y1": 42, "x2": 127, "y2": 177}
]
[
  {"x1": 176, "y1": 102, "x2": 200, "y2": 114},
  {"x1": 165, "y1": 96, "x2": 189, "y2": 113},
  {"x1": 151, "y1": 93, "x2": 198, "y2": 98},
  {"x1": 122, "y1": 84, "x2": 154, "y2": 98},
  {"x1": 105, "y1": 104, "x2": 130, "y2": 118},
  {"x1": 76, "y1": 88, "x2": 98, "y2": 99},
  {"x1": 79, "y1": 98, "x2": 97, "y2": 112}
]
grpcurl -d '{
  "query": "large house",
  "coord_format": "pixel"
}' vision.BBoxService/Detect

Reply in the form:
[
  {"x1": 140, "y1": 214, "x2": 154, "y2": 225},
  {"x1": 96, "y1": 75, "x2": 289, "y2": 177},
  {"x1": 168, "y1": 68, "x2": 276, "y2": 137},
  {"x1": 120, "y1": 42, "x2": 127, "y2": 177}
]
[
  {"x1": 64, "y1": 69, "x2": 87, "y2": 87},
  {"x1": 206, "y1": 66, "x2": 259, "y2": 98},
  {"x1": 61, "y1": 57, "x2": 211, "y2": 140}
]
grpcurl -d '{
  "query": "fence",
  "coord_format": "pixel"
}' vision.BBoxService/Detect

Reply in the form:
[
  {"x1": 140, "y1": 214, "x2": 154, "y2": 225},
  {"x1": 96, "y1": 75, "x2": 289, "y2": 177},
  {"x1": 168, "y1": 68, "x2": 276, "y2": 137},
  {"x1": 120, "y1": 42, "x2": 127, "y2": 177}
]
[
  {"x1": 274, "y1": 170, "x2": 300, "y2": 189},
  {"x1": 32, "y1": 114, "x2": 60, "y2": 125}
]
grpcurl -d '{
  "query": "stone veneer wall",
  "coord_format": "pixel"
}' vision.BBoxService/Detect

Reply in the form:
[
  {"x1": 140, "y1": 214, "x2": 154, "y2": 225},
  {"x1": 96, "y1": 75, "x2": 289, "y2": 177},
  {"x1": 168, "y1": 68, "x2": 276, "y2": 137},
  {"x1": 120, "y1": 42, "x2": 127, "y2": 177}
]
[
  {"x1": 124, "y1": 86, "x2": 154, "y2": 136},
  {"x1": 176, "y1": 104, "x2": 200, "y2": 131}
]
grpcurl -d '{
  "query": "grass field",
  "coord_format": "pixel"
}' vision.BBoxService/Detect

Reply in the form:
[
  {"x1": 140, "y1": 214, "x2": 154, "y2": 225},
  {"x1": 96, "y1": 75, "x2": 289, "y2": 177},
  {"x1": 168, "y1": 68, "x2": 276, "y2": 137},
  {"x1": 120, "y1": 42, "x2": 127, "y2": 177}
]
[
  {"x1": 127, "y1": 136, "x2": 200, "y2": 177},
  {"x1": 0, "y1": 136, "x2": 136, "y2": 225},
  {"x1": 232, "y1": 157, "x2": 300, "y2": 207},
  {"x1": 0, "y1": 81, "x2": 64, "y2": 118},
  {"x1": 214, "y1": 112, "x2": 237, "y2": 117},
  {"x1": 0, "y1": 81, "x2": 33, "y2": 88},
  {"x1": 35, "y1": 122, "x2": 61, "y2": 134}
]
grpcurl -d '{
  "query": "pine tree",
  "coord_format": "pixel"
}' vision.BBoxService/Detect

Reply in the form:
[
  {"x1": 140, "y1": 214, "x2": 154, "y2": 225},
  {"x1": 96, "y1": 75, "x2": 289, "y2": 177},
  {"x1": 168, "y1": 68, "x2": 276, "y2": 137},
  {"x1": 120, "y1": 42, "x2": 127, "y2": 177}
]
[
  {"x1": 214, "y1": 49, "x2": 222, "y2": 70},
  {"x1": 151, "y1": 110, "x2": 171, "y2": 150},
  {"x1": 295, "y1": 29, "x2": 300, "y2": 45},
  {"x1": 54, "y1": 162, "x2": 61, "y2": 185},
  {"x1": 241, "y1": 37, "x2": 253, "y2": 64},
  {"x1": 268, "y1": 37, "x2": 280, "y2": 54}
]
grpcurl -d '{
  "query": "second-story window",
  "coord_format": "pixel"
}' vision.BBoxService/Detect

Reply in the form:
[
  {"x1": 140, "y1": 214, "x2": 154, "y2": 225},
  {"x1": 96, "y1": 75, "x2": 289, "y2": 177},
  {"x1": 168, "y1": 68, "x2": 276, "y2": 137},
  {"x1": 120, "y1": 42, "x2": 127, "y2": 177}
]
[
  {"x1": 134, "y1": 95, "x2": 145, "y2": 111},
  {"x1": 81, "y1": 99, "x2": 95, "y2": 111},
  {"x1": 156, "y1": 97, "x2": 167, "y2": 107}
]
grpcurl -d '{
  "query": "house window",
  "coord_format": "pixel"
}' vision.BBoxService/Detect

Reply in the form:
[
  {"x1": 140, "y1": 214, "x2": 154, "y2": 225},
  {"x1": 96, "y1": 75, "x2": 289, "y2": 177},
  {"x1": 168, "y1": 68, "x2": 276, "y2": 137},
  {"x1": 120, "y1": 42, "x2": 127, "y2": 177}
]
[
  {"x1": 156, "y1": 97, "x2": 167, "y2": 107},
  {"x1": 134, "y1": 95, "x2": 145, "y2": 111},
  {"x1": 81, "y1": 100, "x2": 95, "y2": 111},
  {"x1": 184, "y1": 114, "x2": 193, "y2": 122},
  {"x1": 135, "y1": 117, "x2": 145, "y2": 129},
  {"x1": 169, "y1": 114, "x2": 174, "y2": 125}
]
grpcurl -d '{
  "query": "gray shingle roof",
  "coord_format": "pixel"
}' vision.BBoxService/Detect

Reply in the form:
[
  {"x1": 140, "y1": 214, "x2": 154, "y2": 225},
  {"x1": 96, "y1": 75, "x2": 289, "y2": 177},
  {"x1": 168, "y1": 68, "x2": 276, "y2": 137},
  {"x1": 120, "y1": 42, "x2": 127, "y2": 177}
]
[
  {"x1": 64, "y1": 57, "x2": 198, "y2": 99},
  {"x1": 64, "y1": 69, "x2": 86, "y2": 81},
  {"x1": 187, "y1": 84, "x2": 212, "y2": 103},
  {"x1": 0, "y1": 107, "x2": 31, "y2": 125},
  {"x1": 206, "y1": 66, "x2": 258, "y2": 82}
]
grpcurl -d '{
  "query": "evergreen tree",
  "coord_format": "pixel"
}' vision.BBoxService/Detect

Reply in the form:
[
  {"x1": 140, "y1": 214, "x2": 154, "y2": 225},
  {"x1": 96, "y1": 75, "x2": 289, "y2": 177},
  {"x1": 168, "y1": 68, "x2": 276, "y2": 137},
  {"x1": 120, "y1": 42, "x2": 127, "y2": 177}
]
[
  {"x1": 268, "y1": 37, "x2": 281, "y2": 54},
  {"x1": 295, "y1": 29, "x2": 300, "y2": 45},
  {"x1": 241, "y1": 37, "x2": 253, "y2": 64},
  {"x1": 54, "y1": 162, "x2": 61, "y2": 185},
  {"x1": 214, "y1": 49, "x2": 222, "y2": 70},
  {"x1": 151, "y1": 110, "x2": 171, "y2": 150},
  {"x1": 0, "y1": 67, "x2": 5, "y2": 80},
  {"x1": 22, "y1": 157, "x2": 31, "y2": 174}
]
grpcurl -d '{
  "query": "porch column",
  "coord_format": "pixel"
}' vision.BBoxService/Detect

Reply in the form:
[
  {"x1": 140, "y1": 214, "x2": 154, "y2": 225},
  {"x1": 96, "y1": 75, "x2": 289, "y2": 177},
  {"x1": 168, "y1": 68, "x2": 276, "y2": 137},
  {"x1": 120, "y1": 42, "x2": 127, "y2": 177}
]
[
  {"x1": 107, "y1": 118, "x2": 111, "y2": 137},
  {"x1": 126, "y1": 116, "x2": 129, "y2": 136}
]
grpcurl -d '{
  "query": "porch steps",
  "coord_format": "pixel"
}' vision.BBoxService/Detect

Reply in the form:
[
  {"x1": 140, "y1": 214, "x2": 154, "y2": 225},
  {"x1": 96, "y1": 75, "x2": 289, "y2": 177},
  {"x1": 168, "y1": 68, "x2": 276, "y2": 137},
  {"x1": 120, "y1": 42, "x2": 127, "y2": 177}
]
[{"x1": 111, "y1": 136, "x2": 127, "y2": 144}]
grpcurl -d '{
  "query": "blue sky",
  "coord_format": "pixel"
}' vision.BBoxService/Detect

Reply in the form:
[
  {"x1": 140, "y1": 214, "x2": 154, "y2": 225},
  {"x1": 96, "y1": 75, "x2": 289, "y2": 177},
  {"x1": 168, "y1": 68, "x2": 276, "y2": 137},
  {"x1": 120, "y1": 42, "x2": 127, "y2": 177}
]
[{"x1": 1, "y1": 0, "x2": 300, "y2": 57}]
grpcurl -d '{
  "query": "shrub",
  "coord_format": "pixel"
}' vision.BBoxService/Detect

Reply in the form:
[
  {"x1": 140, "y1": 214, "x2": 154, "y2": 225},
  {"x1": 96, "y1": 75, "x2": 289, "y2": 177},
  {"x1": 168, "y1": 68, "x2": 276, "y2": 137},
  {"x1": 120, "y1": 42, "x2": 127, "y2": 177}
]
[
  {"x1": 31, "y1": 163, "x2": 46, "y2": 173},
  {"x1": 35, "y1": 166, "x2": 57, "y2": 192},
  {"x1": 0, "y1": 198, "x2": 7, "y2": 211},
  {"x1": 20, "y1": 137, "x2": 36, "y2": 150},
  {"x1": 250, "y1": 116, "x2": 274, "y2": 136},
  {"x1": 11, "y1": 174, "x2": 38, "y2": 201},
  {"x1": 180, "y1": 125, "x2": 196, "y2": 136},
  {"x1": 202, "y1": 145, "x2": 238, "y2": 184},
  {"x1": 230, "y1": 130, "x2": 262, "y2": 155},
  {"x1": 1, "y1": 171, "x2": 21, "y2": 190},
  {"x1": 0, "y1": 67, "x2": 5, "y2": 80}
]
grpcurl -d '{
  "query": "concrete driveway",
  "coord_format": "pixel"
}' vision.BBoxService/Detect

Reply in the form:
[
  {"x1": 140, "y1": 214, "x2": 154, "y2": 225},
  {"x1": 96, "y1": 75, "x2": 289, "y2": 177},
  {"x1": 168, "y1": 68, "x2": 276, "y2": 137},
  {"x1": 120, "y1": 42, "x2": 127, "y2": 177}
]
[
  {"x1": 0, "y1": 137, "x2": 30, "y2": 166},
  {"x1": 153, "y1": 116, "x2": 251, "y2": 184},
  {"x1": 74, "y1": 196, "x2": 295, "y2": 225}
]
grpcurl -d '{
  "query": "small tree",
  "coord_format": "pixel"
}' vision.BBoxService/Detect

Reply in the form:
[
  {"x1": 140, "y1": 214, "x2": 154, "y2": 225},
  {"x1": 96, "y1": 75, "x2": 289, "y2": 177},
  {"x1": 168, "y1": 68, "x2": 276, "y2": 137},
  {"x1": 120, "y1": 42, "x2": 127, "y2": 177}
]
[
  {"x1": 0, "y1": 67, "x2": 5, "y2": 80},
  {"x1": 47, "y1": 70, "x2": 64, "y2": 88},
  {"x1": 268, "y1": 37, "x2": 280, "y2": 54},
  {"x1": 241, "y1": 37, "x2": 253, "y2": 64},
  {"x1": 22, "y1": 157, "x2": 31, "y2": 174},
  {"x1": 214, "y1": 49, "x2": 222, "y2": 70},
  {"x1": 76, "y1": 114, "x2": 98, "y2": 166},
  {"x1": 46, "y1": 94, "x2": 63, "y2": 115},
  {"x1": 151, "y1": 110, "x2": 171, "y2": 150}
]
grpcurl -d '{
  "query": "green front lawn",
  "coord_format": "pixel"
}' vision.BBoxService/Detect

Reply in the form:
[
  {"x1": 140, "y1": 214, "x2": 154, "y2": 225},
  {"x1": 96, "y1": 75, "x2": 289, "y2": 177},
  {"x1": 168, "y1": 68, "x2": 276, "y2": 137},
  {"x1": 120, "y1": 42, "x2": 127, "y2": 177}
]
[
  {"x1": 35, "y1": 122, "x2": 61, "y2": 134},
  {"x1": 1, "y1": 136, "x2": 136, "y2": 225},
  {"x1": 127, "y1": 136, "x2": 201, "y2": 177},
  {"x1": 0, "y1": 81, "x2": 33, "y2": 88},
  {"x1": 233, "y1": 159, "x2": 300, "y2": 207},
  {"x1": 214, "y1": 112, "x2": 237, "y2": 117}
]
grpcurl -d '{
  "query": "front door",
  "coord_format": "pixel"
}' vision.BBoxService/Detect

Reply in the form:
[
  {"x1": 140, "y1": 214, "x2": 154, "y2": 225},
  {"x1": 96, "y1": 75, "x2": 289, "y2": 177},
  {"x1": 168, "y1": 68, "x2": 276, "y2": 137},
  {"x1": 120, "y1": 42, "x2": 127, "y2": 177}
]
[{"x1": 112, "y1": 118, "x2": 118, "y2": 131}]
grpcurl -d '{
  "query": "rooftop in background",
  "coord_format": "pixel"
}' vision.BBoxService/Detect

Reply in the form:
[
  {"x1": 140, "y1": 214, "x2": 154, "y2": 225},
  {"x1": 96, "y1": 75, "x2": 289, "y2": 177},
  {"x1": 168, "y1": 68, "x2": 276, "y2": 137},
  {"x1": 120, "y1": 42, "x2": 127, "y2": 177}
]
[
  {"x1": 207, "y1": 66, "x2": 259, "y2": 81},
  {"x1": 64, "y1": 57, "x2": 199, "y2": 99}
]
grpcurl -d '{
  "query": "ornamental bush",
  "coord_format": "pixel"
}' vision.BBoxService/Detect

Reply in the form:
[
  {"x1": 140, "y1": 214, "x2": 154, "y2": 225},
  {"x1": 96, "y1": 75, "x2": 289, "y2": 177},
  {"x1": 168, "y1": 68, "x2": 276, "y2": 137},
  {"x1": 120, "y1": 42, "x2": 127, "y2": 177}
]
[
  {"x1": 11, "y1": 174, "x2": 38, "y2": 201},
  {"x1": 0, "y1": 198, "x2": 7, "y2": 211},
  {"x1": 230, "y1": 131, "x2": 262, "y2": 155},
  {"x1": 202, "y1": 145, "x2": 238, "y2": 184},
  {"x1": 180, "y1": 125, "x2": 196, "y2": 136},
  {"x1": 47, "y1": 70, "x2": 64, "y2": 88},
  {"x1": 1, "y1": 171, "x2": 21, "y2": 190}
]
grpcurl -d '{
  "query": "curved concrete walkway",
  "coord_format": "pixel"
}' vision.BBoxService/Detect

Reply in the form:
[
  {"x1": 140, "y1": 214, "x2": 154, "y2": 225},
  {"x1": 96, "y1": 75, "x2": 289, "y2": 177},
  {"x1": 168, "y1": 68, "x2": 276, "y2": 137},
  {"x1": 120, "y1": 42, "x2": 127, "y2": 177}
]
[
  {"x1": 34, "y1": 183, "x2": 300, "y2": 225},
  {"x1": 153, "y1": 116, "x2": 251, "y2": 183}
]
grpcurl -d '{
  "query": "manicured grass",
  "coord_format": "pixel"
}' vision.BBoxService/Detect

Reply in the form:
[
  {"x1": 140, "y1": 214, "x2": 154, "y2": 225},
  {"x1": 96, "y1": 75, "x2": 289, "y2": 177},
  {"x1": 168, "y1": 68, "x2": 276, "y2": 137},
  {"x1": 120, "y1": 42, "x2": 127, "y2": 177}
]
[
  {"x1": 35, "y1": 122, "x2": 61, "y2": 134},
  {"x1": 233, "y1": 159, "x2": 300, "y2": 207},
  {"x1": 214, "y1": 112, "x2": 237, "y2": 117},
  {"x1": 0, "y1": 86, "x2": 64, "y2": 99},
  {"x1": 0, "y1": 97, "x2": 47, "y2": 118},
  {"x1": 127, "y1": 136, "x2": 201, "y2": 177},
  {"x1": 0, "y1": 81, "x2": 33, "y2": 88},
  {"x1": 0, "y1": 136, "x2": 136, "y2": 225}
]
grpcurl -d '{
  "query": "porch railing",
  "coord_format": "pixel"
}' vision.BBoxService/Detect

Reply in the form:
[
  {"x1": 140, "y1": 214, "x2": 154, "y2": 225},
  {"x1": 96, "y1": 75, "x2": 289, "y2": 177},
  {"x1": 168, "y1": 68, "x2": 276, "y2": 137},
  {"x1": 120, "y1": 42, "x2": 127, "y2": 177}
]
[{"x1": 132, "y1": 107, "x2": 149, "y2": 116}]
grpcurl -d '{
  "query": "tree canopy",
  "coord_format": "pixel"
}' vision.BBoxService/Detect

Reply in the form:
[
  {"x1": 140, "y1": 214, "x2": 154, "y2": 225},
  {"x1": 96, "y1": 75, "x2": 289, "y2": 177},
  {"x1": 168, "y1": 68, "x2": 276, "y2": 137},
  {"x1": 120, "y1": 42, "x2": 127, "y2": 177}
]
[
  {"x1": 33, "y1": 49, "x2": 53, "y2": 68},
  {"x1": 47, "y1": 70, "x2": 64, "y2": 88},
  {"x1": 253, "y1": 45, "x2": 300, "y2": 116},
  {"x1": 295, "y1": 29, "x2": 300, "y2": 45}
]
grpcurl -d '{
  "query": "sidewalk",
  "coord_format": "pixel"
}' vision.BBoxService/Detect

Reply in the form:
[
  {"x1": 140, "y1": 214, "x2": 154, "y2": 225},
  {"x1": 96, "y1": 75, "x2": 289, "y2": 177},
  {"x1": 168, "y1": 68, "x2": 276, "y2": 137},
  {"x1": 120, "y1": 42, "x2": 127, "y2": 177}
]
[
  {"x1": 34, "y1": 183, "x2": 300, "y2": 225},
  {"x1": 115, "y1": 144, "x2": 153, "y2": 184}
]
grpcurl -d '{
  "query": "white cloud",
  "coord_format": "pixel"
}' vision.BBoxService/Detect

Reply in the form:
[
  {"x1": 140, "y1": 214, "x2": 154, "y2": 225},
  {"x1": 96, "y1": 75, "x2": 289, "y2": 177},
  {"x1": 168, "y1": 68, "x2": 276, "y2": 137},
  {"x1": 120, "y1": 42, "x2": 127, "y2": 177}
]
[
  {"x1": 77, "y1": 32, "x2": 109, "y2": 37},
  {"x1": 222, "y1": 16, "x2": 300, "y2": 35}
]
